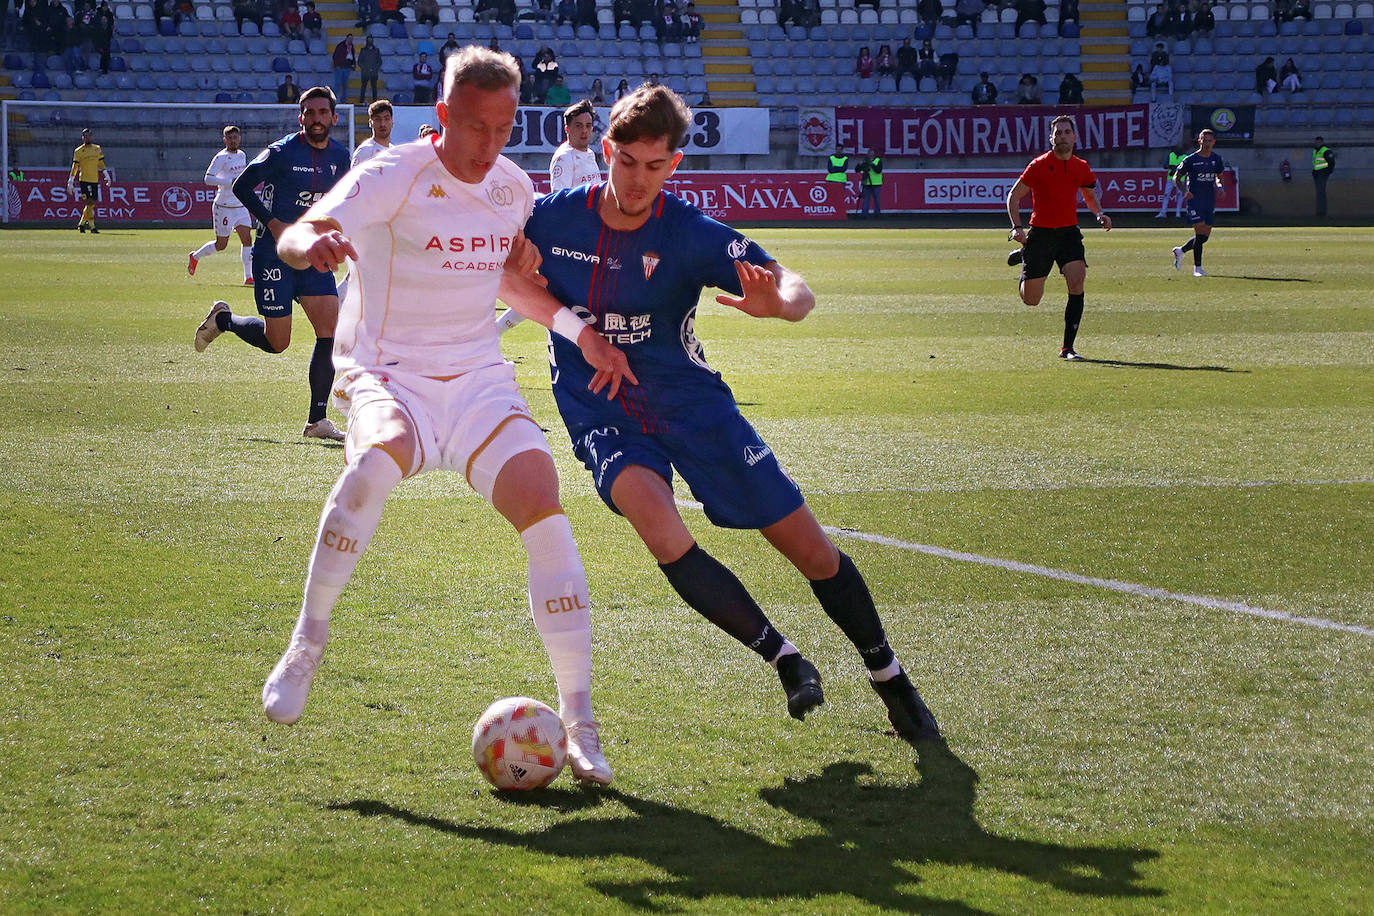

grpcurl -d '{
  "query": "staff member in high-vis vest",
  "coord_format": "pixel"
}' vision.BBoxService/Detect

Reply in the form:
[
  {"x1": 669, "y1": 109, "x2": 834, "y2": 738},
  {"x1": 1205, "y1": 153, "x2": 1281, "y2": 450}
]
[
  {"x1": 67, "y1": 128, "x2": 111, "y2": 234},
  {"x1": 825, "y1": 147, "x2": 849, "y2": 183},
  {"x1": 1155, "y1": 141, "x2": 1187, "y2": 219},
  {"x1": 856, "y1": 148, "x2": 882, "y2": 217},
  {"x1": 1311, "y1": 136, "x2": 1335, "y2": 218}
]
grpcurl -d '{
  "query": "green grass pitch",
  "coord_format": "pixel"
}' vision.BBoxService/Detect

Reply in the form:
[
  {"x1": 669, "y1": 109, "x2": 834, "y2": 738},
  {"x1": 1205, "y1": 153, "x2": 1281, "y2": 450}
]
[{"x1": 1, "y1": 225, "x2": 1371, "y2": 914}]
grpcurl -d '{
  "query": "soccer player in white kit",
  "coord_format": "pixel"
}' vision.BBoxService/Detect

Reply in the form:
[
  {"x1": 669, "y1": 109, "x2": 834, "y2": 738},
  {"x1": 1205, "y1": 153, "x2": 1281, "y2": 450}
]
[
  {"x1": 495, "y1": 98, "x2": 602, "y2": 335},
  {"x1": 350, "y1": 99, "x2": 394, "y2": 168},
  {"x1": 263, "y1": 46, "x2": 637, "y2": 786},
  {"x1": 187, "y1": 125, "x2": 254, "y2": 284}
]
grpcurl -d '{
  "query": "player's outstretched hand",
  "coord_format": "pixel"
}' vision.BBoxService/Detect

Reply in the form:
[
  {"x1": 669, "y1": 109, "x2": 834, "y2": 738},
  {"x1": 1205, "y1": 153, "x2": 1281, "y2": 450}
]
[
  {"x1": 579, "y1": 329, "x2": 638, "y2": 401},
  {"x1": 505, "y1": 231, "x2": 549, "y2": 287},
  {"x1": 302, "y1": 228, "x2": 359, "y2": 272},
  {"x1": 715, "y1": 260, "x2": 784, "y2": 319}
]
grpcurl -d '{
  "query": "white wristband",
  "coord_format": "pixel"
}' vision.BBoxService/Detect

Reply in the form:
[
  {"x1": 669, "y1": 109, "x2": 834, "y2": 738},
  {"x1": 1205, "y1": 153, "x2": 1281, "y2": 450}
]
[{"x1": 550, "y1": 307, "x2": 590, "y2": 343}]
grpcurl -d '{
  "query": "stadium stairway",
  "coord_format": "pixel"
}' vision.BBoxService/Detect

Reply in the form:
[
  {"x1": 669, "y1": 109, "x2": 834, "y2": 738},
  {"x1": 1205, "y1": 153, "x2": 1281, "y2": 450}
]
[
  {"x1": 695, "y1": 0, "x2": 756, "y2": 106},
  {"x1": 1078, "y1": 0, "x2": 1132, "y2": 104}
]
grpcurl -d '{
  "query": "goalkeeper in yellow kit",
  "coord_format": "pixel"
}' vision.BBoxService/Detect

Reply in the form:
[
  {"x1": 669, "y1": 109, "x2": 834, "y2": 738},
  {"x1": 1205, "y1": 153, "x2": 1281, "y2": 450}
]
[{"x1": 68, "y1": 128, "x2": 111, "y2": 234}]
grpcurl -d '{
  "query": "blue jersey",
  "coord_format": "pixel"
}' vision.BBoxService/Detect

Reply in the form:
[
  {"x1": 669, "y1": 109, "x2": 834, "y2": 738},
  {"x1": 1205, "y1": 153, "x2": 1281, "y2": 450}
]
[
  {"x1": 525, "y1": 184, "x2": 772, "y2": 438},
  {"x1": 232, "y1": 131, "x2": 351, "y2": 240},
  {"x1": 1176, "y1": 150, "x2": 1225, "y2": 205}
]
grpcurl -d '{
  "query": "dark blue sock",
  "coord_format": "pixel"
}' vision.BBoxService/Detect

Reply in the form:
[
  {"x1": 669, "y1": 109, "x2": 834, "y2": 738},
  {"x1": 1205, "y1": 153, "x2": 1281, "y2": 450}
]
[
  {"x1": 810, "y1": 552, "x2": 896, "y2": 672},
  {"x1": 308, "y1": 337, "x2": 334, "y2": 424},
  {"x1": 659, "y1": 544, "x2": 787, "y2": 661},
  {"x1": 1193, "y1": 236, "x2": 1205, "y2": 266},
  {"x1": 224, "y1": 313, "x2": 276, "y2": 353}
]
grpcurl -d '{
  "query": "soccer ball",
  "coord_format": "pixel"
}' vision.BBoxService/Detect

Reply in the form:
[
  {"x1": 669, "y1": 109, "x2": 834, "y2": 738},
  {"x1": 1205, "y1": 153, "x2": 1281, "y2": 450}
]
[{"x1": 471, "y1": 696, "x2": 567, "y2": 791}]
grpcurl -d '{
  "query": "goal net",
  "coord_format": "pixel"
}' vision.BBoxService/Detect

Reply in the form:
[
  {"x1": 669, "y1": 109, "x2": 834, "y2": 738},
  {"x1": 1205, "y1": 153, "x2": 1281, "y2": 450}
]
[{"x1": 2, "y1": 99, "x2": 357, "y2": 225}]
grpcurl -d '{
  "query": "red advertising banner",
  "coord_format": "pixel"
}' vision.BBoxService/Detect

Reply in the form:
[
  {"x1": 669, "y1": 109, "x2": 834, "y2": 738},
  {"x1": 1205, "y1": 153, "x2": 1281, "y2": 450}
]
[
  {"x1": 853, "y1": 168, "x2": 1239, "y2": 213},
  {"x1": 833, "y1": 104, "x2": 1165, "y2": 158},
  {"x1": 531, "y1": 172, "x2": 850, "y2": 221},
  {"x1": 6, "y1": 168, "x2": 215, "y2": 223}
]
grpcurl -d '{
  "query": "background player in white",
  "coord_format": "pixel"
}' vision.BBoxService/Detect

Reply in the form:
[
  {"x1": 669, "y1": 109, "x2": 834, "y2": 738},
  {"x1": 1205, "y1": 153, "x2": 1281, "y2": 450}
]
[
  {"x1": 350, "y1": 99, "x2": 394, "y2": 168},
  {"x1": 187, "y1": 125, "x2": 254, "y2": 285},
  {"x1": 264, "y1": 46, "x2": 637, "y2": 786},
  {"x1": 495, "y1": 98, "x2": 601, "y2": 334}
]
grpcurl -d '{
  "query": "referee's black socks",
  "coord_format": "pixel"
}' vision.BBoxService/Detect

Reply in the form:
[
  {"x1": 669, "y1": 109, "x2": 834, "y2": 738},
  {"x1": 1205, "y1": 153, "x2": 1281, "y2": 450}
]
[{"x1": 1064, "y1": 293, "x2": 1085, "y2": 351}]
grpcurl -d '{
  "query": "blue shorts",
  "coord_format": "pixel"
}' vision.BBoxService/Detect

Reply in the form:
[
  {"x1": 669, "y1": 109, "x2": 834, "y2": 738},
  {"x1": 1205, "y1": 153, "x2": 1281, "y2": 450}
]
[
  {"x1": 1186, "y1": 200, "x2": 1216, "y2": 226},
  {"x1": 251, "y1": 237, "x2": 338, "y2": 317},
  {"x1": 572, "y1": 413, "x2": 805, "y2": 530}
]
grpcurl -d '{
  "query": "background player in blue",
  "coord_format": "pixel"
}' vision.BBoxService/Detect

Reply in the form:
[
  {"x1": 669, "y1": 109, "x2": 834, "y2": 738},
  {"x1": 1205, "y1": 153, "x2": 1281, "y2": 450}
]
[
  {"x1": 1171, "y1": 128, "x2": 1226, "y2": 278},
  {"x1": 512, "y1": 85, "x2": 941, "y2": 745},
  {"x1": 191, "y1": 86, "x2": 353, "y2": 441}
]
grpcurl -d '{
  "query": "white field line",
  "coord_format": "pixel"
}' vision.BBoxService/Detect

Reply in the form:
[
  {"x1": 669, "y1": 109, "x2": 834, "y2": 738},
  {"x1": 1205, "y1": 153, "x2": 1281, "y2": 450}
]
[{"x1": 672, "y1": 498, "x2": 1374, "y2": 638}]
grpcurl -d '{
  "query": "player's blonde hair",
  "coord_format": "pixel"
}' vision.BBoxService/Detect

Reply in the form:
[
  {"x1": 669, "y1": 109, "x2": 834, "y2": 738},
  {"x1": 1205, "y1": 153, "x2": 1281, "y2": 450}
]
[
  {"x1": 442, "y1": 46, "x2": 521, "y2": 99},
  {"x1": 606, "y1": 85, "x2": 692, "y2": 151}
]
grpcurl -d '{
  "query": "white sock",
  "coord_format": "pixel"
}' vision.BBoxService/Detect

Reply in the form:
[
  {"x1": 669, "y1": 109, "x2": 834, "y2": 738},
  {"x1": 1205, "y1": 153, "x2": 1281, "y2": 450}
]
[
  {"x1": 767, "y1": 641, "x2": 800, "y2": 667},
  {"x1": 241, "y1": 244, "x2": 253, "y2": 281},
  {"x1": 520, "y1": 512, "x2": 593, "y2": 723},
  {"x1": 291, "y1": 447, "x2": 402, "y2": 651},
  {"x1": 495, "y1": 308, "x2": 527, "y2": 334},
  {"x1": 868, "y1": 658, "x2": 902, "y2": 682},
  {"x1": 193, "y1": 240, "x2": 218, "y2": 261}
]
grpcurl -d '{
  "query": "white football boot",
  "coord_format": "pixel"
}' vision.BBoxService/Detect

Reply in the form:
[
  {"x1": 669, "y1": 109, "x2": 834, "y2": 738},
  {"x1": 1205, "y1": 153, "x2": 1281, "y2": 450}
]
[
  {"x1": 302, "y1": 418, "x2": 346, "y2": 441},
  {"x1": 1193, "y1": 266, "x2": 1207, "y2": 277},
  {"x1": 1172, "y1": 247, "x2": 1184, "y2": 270},
  {"x1": 262, "y1": 641, "x2": 322, "y2": 724},
  {"x1": 194, "y1": 301, "x2": 230, "y2": 352},
  {"x1": 565, "y1": 720, "x2": 613, "y2": 785}
]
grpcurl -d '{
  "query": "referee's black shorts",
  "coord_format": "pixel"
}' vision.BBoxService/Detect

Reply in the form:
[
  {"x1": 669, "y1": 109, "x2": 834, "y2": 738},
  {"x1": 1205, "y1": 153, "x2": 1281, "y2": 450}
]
[{"x1": 1021, "y1": 225, "x2": 1087, "y2": 280}]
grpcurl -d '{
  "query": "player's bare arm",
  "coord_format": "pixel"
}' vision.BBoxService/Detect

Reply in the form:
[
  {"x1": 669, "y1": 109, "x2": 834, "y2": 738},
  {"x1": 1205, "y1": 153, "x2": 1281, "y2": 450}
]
[
  {"x1": 1081, "y1": 188, "x2": 1111, "y2": 231},
  {"x1": 497, "y1": 272, "x2": 639, "y2": 400},
  {"x1": 1006, "y1": 180, "x2": 1030, "y2": 242},
  {"x1": 715, "y1": 261, "x2": 815, "y2": 322},
  {"x1": 277, "y1": 220, "x2": 358, "y2": 272}
]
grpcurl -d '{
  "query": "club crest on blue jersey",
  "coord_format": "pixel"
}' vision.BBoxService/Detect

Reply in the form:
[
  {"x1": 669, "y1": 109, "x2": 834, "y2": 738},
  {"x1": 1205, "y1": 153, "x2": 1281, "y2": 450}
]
[{"x1": 642, "y1": 252, "x2": 660, "y2": 279}]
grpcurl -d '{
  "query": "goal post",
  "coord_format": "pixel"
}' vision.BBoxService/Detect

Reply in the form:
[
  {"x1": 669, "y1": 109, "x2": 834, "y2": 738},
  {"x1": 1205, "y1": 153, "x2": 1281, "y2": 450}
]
[{"x1": 2, "y1": 99, "x2": 357, "y2": 225}]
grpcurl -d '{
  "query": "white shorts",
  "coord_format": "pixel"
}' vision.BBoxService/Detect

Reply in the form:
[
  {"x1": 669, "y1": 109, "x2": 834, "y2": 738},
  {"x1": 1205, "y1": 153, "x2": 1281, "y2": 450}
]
[
  {"x1": 212, "y1": 202, "x2": 252, "y2": 235},
  {"x1": 334, "y1": 362, "x2": 552, "y2": 500}
]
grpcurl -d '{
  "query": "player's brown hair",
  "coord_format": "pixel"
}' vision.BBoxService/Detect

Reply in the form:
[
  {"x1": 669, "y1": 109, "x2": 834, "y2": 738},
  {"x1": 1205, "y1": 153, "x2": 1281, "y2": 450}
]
[
  {"x1": 563, "y1": 98, "x2": 594, "y2": 125},
  {"x1": 605, "y1": 84, "x2": 691, "y2": 151},
  {"x1": 223, "y1": 125, "x2": 241, "y2": 135},
  {"x1": 368, "y1": 99, "x2": 393, "y2": 117},
  {"x1": 1049, "y1": 114, "x2": 1075, "y2": 133},
  {"x1": 300, "y1": 85, "x2": 337, "y2": 113}
]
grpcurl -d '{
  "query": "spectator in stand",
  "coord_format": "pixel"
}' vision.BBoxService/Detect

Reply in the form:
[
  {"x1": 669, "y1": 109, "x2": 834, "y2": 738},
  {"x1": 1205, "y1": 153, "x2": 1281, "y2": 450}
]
[
  {"x1": 614, "y1": 77, "x2": 631, "y2": 100},
  {"x1": 1279, "y1": 57, "x2": 1302, "y2": 92},
  {"x1": 875, "y1": 44, "x2": 893, "y2": 81},
  {"x1": 332, "y1": 33, "x2": 355, "y2": 104},
  {"x1": 798, "y1": 0, "x2": 820, "y2": 27},
  {"x1": 953, "y1": 0, "x2": 981, "y2": 34},
  {"x1": 1057, "y1": 0, "x2": 1078, "y2": 31},
  {"x1": 411, "y1": 50, "x2": 434, "y2": 104},
  {"x1": 1190, "y1": 0, "x2": 1213, "y2": 34},
  {"x1": 279, "y1": 2, "x2": 303, "y2": 39},
  {"x1": 413, "y1": 0, "x2": 438, "y2": 25},
  {"x1": 971, "y1": 70, "x2": 997, "y2": 104},
  {"x1": 277, "y1": 71, "x2": 300, "y2": 102},
  {"x1": 93, "y1": 0, "x2": 114, "y2": 72},
  {"x1": 576, "y1": 0, "x2": 598, "y2": 31},
  {"x1": 937, "y1": 48, "x2": 958, "y2": 90},
  {"x1": 533, "y1": 45, "x2": 560, "y2": 98},
  {"x1": 1164, "y1": 1, "x2": 1190, "y2": 39},
  {"x1": 153, "y1": 0, "x2": 174, "y2": 29},
  {"x1": 544, "y1": 72, "x2": 571, "y2": 105},
  {"x1": 656, "y1": 0, "x2": 683, "y2": 42},
  {"x1": 174, "y1": 0, "x2": 195, "y2": 21},
  {"x1": 1273, "y1": 0, "x2": 1311, "y2": 26},
  {"x1": 682, "y1": 1, "x2": 700, "y2": 41},
  {"x1": 1145, "y1": 2, "x2": 1167, "y2": 38},
  {"x1": 358, "y1": 34, "x2": 382, "y2": 103},
  {"x1": 474, "y1": 0, "x2": 498, "y2": 21},
  {"x1": 354, "y1": 0, "x2": 378, "y2": 25},
  {"x1": 556, "y1": 0, "x2": 575, "y2": 24},
  {"x1": 377, "y1": 0, "x2": 401, "y2": 23},
  {"x1": 894, "y1": 37, "x2": 919, "y2": 90},
  {"x1": 1255, "y1": 56, "x2": 1277, "y2": 93},
  {"x1": 1014, "y1": 0, "x2": 1045, "y2": 32},
  {"x1": 631, "y1": 0, "x2": 654, "y2": 29},
  {"x1": 1148, "y1": 41, "x2": 1171, "y2": 97},
  {"x1": 916, "y1": 0, "x2": 941, "y2": 32},
  {"x1": 917, "y1": 37, "x2": 938, "y2": 88},
  {"x1": 612, "y1": 0, "x2": 634, "y2": 30},
  {"x1": 855, "y1": 45, "x2": 873, "y2": 79},
  {"x1": 1058, "y1": 70, "x2": 1083, "y2": 103},
  {"x1": 439, "y1": 32, "x2": 460, "y2": 66},
  {"x1": 302, "y1": 0, "x2": 321, "y2": 37},
  {"x1": 589, "y1": 76, "x2": 606, "y2": 103},
  {"x1": 1131, "y1": 62, "x2": 1149, "y2": 92},
  {"x1": 1014, "y1": 72, "x2": 1042, "y2": 104}
]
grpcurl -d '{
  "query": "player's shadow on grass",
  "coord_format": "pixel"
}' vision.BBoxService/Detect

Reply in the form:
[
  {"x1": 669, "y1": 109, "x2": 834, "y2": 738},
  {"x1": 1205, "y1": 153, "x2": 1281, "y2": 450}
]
[
  {"x1": 1077, "y1": 357, "x2": 1246, "y2": 372},
  {"x1": 328, "y1": 743, "x2": 1161, "y2": 913}
]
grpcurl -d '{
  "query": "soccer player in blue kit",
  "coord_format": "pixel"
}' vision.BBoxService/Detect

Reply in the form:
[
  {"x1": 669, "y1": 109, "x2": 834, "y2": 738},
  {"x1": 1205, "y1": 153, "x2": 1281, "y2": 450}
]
[
  {"x1": 1171, "y1": 128, "x2": 1225, "y2": 278},
  {"x1": 507, "y1": 85, "x2": 941, "y2": 745},
  {"x1": 192, "y1": 86, "x2": 353, "y2": 441}
]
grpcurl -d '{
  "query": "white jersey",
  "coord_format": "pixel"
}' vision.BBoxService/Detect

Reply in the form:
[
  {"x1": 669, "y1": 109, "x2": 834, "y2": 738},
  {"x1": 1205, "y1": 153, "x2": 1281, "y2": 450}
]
[
  {"x1": 351, "y1": 136, "x2": 391, "y2": 168},
  {"x1": 549, "y1": 142, "x2": 600, "y2": 192},
  {"x1": 205, "y1": 148, "x2": 248, "y2": 208},
  {"x1": 302, "y1": 139, "x2": 535, "y2": 378}
]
